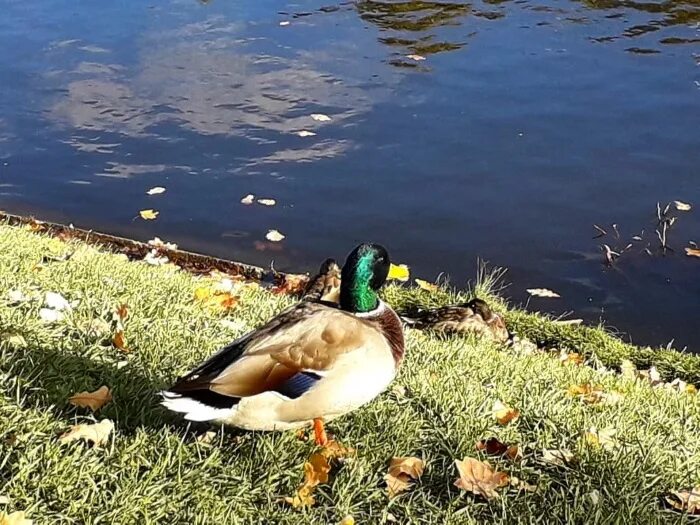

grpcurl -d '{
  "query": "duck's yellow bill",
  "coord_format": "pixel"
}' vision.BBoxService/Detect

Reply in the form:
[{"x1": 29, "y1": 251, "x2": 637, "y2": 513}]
[{"x1": 388, "y1": 263, "x2": 410, "y2": 282}]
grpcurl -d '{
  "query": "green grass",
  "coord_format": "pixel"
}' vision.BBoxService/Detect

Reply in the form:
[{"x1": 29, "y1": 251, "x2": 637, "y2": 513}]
[{"x1": 1, "y1": 224, "x2": 700, "y2": 524}]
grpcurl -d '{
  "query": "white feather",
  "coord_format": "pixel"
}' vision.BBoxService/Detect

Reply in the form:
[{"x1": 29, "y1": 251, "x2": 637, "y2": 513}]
[{"x1": 160, "y1": 391, "x2": 235, "y2": 422}]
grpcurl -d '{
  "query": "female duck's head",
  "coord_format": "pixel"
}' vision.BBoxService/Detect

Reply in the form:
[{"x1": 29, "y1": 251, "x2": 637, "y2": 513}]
[{"x1": 340, "y1": 243, "x2": 390, "y2": 313}]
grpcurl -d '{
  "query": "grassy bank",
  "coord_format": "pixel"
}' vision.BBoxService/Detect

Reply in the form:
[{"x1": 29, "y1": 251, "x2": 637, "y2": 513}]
[{"x1": 1, "y1": 223, "x2": 699, "y2": 524}]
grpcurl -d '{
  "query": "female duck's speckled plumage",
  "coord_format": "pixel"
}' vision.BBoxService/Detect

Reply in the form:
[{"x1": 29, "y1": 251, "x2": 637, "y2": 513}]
[
  {"x1": 402, "y1": 298, "x2": 509, "y2": 342},
  {"x1": 161, "y1": 243, "x2": 404, "y2": 433}
]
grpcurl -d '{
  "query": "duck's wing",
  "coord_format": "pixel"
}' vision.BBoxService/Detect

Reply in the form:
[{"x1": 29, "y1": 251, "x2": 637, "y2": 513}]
[{"x1": 168, "y1": 301, "x2": 383, "y2": 400}]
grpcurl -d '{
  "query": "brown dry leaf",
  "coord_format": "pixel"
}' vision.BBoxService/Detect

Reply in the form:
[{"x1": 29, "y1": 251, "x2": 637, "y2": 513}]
[
  {"x1": 115, "y1": 303, "x2": 128, "y2": 321},
  {"x1": 492, "y1": 400, "x2": 520, "y2": 425},
  {"x1": 666, "y1": 487, "x2": 700, "y2": 514},
  {"x1": 112, "y1": 331, "x2": 129, "y2": 352},
  {"x1": 68, "y1": 386, "x2": 112, "y2": 412},
  {"x1": 509, "y1": 476, "x2": 537, "y2": 492},
  {"x1": 567, "y1": 383, "x2": 605, "y2": 404},
  {"x1": 454, "y1": 458, "x2": 509, "y2": 499},
  {"x1": 139, "y1": 209, "x2": 159, "y2": 220},
  {"x1": 526, "y1": 288, "x2": 560, "y2": 298},
  {"x1": 476, "y1": 438, "x2": 520, "y2": 460},
  {"x1": 415, "y1": 278, "x2": 439, "y2": 292},
  {"x1": 0, "y1": 511, "x2": 33, "y2": 525},
  {"x1": 559, "y1": 350, "x2": 584, "y2": 365},
  {"x1": 685, "y1": 247, "x2": 700, "y2": 258},
  {"x1": 385, "y1": 456, "x2": 424, "y2": 497},
  {"x1": 59, "y1": 419, "x2": 114, "y2": 446}
]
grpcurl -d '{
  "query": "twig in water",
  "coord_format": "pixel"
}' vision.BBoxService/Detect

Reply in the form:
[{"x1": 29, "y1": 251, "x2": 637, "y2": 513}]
[
  {"x1": 602, "y1": 244, "x2": 620, "y2": 266},
  {"x1": 593, "y1": 224, "x2": 607, "y2": 239}
]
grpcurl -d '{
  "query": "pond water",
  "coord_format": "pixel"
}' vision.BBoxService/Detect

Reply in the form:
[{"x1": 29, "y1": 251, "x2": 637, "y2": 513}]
[{"x1": 1, "y1": 0, "x2": 698, "y2": 349}]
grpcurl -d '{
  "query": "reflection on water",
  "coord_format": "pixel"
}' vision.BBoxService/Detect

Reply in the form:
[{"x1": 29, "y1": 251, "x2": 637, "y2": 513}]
[{"x1": 0, "y1": 0, "x2": 698, "y2": 349}]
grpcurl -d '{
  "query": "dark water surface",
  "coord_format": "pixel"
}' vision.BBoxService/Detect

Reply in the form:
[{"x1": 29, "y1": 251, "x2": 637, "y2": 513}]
[{"x1": 1, "y1": 0, "x2": 698, "y2": 349}]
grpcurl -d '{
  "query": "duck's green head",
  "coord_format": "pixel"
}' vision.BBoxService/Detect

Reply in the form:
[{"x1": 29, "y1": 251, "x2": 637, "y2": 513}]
[{"x1": 340, "y1": 243, "x2": 390, "y2": 313}]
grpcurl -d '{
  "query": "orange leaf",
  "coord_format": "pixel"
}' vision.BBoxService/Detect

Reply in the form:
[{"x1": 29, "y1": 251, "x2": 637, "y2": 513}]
[
  {"x1": 686, "y1": 247, "x2": 700, "y2": 258},
  {"x1": 68, "y1": 386, "x2": 112, "y2": 412},
  {"x1": 454, "y1": 458, "x2": 509, "y2": 499},
  {"x1": 492, "y1": 400, "x2": 520, "y2": 425},
  {"x1": 113, "y1": 331, "x2": 129, "y2": 352},
  {"x1": 385, "y1": 456, "x2": 424, "y2": 497},
  {"x1": 115, "y1": 303, "x2": 128, "y2": 321}
]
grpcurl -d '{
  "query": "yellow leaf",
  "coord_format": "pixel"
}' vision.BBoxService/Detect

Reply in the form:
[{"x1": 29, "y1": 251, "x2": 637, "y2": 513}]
[
  {"x1": 559, "y1": 350, "x2": 584, "y2": 365},
  {"x1": 284, "y1": 485, "x2": 315, "y2": 508},
  {"x1": 385, "y1": 456, "x2": 424, "y2": 497},
  {"x1": 567, "y1": 383, "x2": 605, "y2": 404},
  {"x1": 285, "y1": 452, "x2": 331, "y2": 508},
  {"x1": 492, "y1": 400, "x2": 520, "y2": 425},
  {"x1": 68, "y1": 386, "x2": 112, "y2": 412},
  {"x1": 584, "y1": 427, "x2": 619, "y2": 451},
  {"x1": 0, "y1": 511, "x2": 33, "y2": 525},
  {"x1": 59, "y1": 419, "x2": 114, "y2": 447},
  {"x1": 454, "y1": 458, "x2": 509, "y2": 499},
  {"x1": 387, "y1": 263, "x2": 410, "y2": 281},
  {"x1": 194, "y1": 286, "x2": 238, "y2": 311},
  {"x1": 139, "y1": 209, "x2": 159, "y2": 220},
  {"x1": 415, "y1": 278, "x2": 439, "y2": 292},
  {"x1": 338, "y1": 516, "x2": 355, "y2": 525},
  {"x1": 667, "y1": 487, "x2": 700, "y2": 514},
  {"x1": 112, "y1": 331, "x2": 129, "y2": 352}
]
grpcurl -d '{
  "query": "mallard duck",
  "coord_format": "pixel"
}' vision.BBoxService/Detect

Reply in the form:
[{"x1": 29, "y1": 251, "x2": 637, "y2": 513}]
[
  {"x1": 401, "y1": 298, "x2": 509, "y2": 342},
  {"x1": 302, "y1": 258, "x2": 341, "y2": 304},
  {"x1": 161, "y1": 243, "x2": 404, "y2": 445}
]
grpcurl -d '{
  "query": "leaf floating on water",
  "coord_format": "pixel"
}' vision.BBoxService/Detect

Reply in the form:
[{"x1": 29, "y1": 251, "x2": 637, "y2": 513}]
[
  {"x1": 257, "y1": 198, "x2": 276, "y2": 206},
  {"x1": 526, "y1": 288, "x2": 560, "y2": 298},
  {"x1": 492, "y1": 400, "x2": 520, "y2": 425},
  {"x1": 59, "y1": 419, "x2": 114, "y2": 447},
  {"x1": 385, "y1": 456, "x2": 425, "y2": 498},
  {"x1": 674, "y1": 200, "x2": 692, "y2": 211},
  {"x1": 387, "y1": 263, "x2": 410, "y2": 281},
  {"x1": 415, "y1": 278, "x2": 439, "y2": 292},
  {"x1": 454, "y1": 458, "x2": 508, "y2": 499},
  {"x1": 146, "y1": 186, "x2": 166, "y2": 195},
  {"x1": 139, "y1": 209, "x2": 159, "y2": 220},
  {"x1": 266, "y1": 229, "x2": 285, "y2": 242},
  {"x1": 406, "y1": 54, "x2": 426, "y2": 61},
  {"x1": 666, "y1": 487, "x2": 700, "y2": 514},
  {"x1": 296, "y1": 130, "x2": 317, "y2": 137},
  {"x1": 310, "y1": 113, "x2": 332, "y2": 122},
  {"x1": 279, "y1": 20, "x2": 290, "y2": 26},
  {"x1": 240, "y1": 194, "x2": 255, "y2": 205},
  {"x1": 685, "y1": 247, "x2": 700, "y2": 258},
  {"x1": 69, "y1": 386, "x2": 112, "y2": 412}
]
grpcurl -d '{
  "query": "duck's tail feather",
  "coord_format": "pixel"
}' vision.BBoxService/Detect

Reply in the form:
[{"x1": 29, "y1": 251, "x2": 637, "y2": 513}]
[{"x1": 160, "y1": 390, "x2": 238, "y2": 422}]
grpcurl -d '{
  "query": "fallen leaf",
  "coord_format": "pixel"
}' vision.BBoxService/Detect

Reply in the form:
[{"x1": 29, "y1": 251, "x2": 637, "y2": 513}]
[
  {"x1": 284, "y1": 485, "x2": 315, "y2": 508},
  {"x1": 139, "y1": 209, "x2": 159, "y2": 220},
  {"x1": 59, "y1": 419, "x2": 114, "y2": 446},
  {"x1": 311, "y1": 113, "x2": 331, "y2": 122},
  {"x1": 39, "y1": 308, "x2": 64, "y2": 323},
  {"x1": 148, "y1": 237, "x2": 178, "y2": 250},
  {"x1": 567, "y1": 383, "x2": 605, "y2": 404},
  {"x1": 559, "y1": 350, "x2": 584, "y2": 365},
  {"x1": 45, "y1": 292, "x2": 72, "y2": 311},
  {"x1": 552, "y1": 318, "x2": 583, "y2": 326},
  {"x1": 146, "y1": 186, "x2": 166, "y2": 195},
  {"x1": 509, "y1": 475, "x2": 537, "y2": 492},
  {"x1": 686, "y1": 247, "x2": 700, "y2": 258},
  {"x1": 385, "y1": 456, "x2": 424, "y2": 497},
  {"x1": 338, "y1": 516, "x2": 355, "y2": 525},
  {"x1": 476, "y1": 438, "x2": 520, "y2": 460},
  {"x1": 115, "y1": 303, "x2": 128, "y2": 321},
  {"x1": 297, "y1": 130, "x2": 317, "y2": 137},
  {"x1": 279, "y1": 20, "x2": 290, "y2": 26},
  {"x1": 406, "y1": 54, "x2": 426, "y2": 61},
  {"x1": 240, "y1": 194, "x2": 255, "y2": 205},
  {"x1": 454, "y1": 458, "x2": 508, "y2": 499},
  {"x1": 674, "y1": 200, "x2": 692, "y2": 211},
  {"x1": 0, "y1": 511, "x2": 32, "y2": 525},
  {"x1": 387, "y1": 263, "x2": 410, "y2": 281},
  {"x1": 273, "y1": 273, "x2": 309, "y2": 295},
  {"x1": 69, "y1": 386, "x2": 112, "y2": 412},
  {"x1": 666, "y1": 487, "x2": 700, "y2": 514},
  {"x1": 196, "y1": 431, "x2": 217, "y2": 444},
  {"x1": 266, "y1": 229, "x2": 285, "y2": 242},
  {"x1": 415, "y1": 278, "x2": 439, "y2": 292},
  {"x1": 112, "y1": 331, "x2": 129, "y2": 352},
  {"x1": 321, "y1": 440, "x2": 355, "y2": 460},
  {"x1": 7, "y1": 290, "x2": 29, "y2": 303},
  {"x1": 540, "y1": 448, "x2": 574, "y2": 467},
  {"x1": 588, "y1": 489, "x2": 601, "y2": 505},
  {"x1": 143, "y1": 249, "x2": 169, "y2": 266},
  {"x1": 285, "y1": 452, "x2": 331, "y2": 508},
  {"x1": 492, "y1": 400, "x2": 520, "y2": 425},
  {"x1": 584, "y1": 426, "x2": 619, "y2": 451},
  {"x1": 194, "y1": 286, "x2": 239, "y2": 311},
  {"x1": 257, "y1": 198, "x2": 276, "y2": 206},
  {"x1": 526, "y1": 288, "x2": 560, "y2": 298}
]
